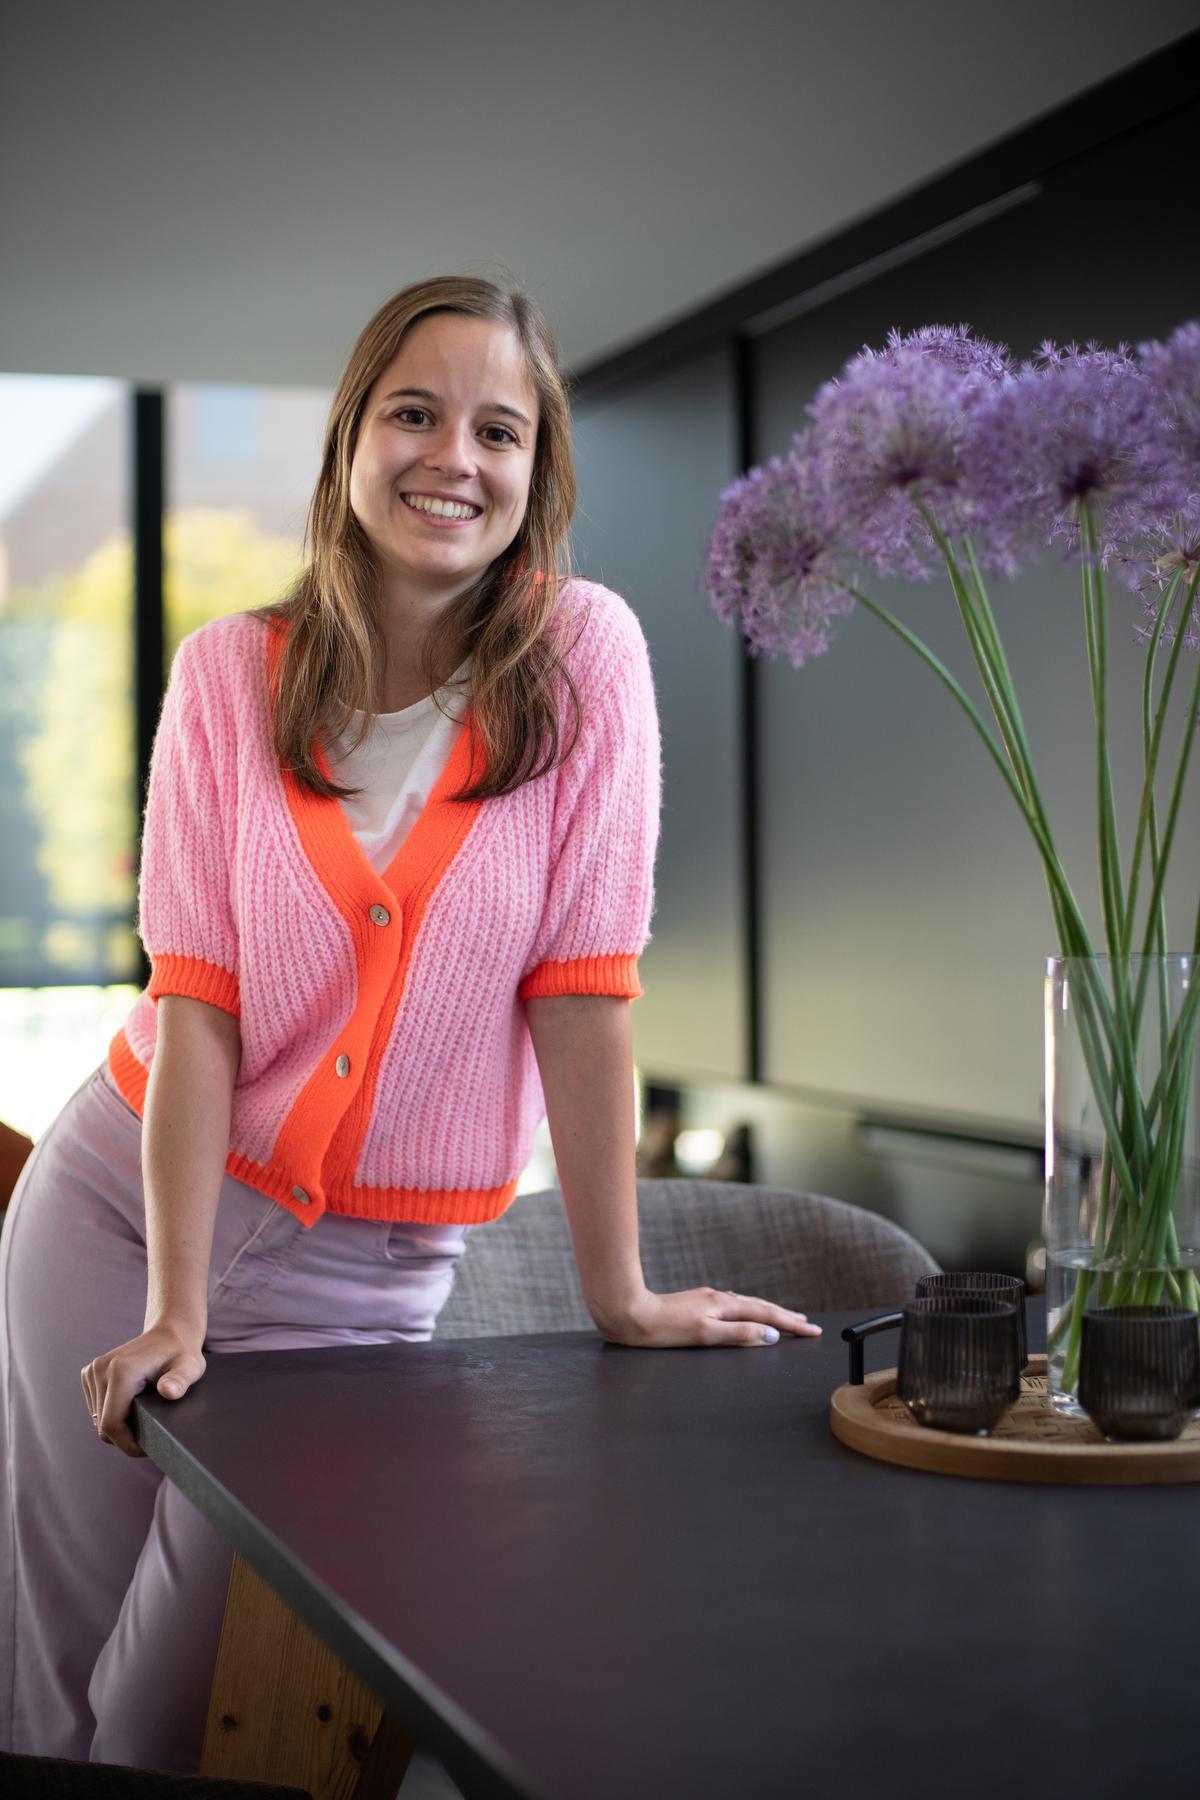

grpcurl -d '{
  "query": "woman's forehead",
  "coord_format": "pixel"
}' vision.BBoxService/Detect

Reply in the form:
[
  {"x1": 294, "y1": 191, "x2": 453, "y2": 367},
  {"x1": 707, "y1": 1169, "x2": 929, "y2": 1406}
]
[{"x1": 376, "y1": 315, "x2": 535, "y2": 405}]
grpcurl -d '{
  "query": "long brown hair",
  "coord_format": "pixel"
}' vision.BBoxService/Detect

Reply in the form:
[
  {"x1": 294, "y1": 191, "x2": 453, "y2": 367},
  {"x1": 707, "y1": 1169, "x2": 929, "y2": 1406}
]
[{"x1": 255, "y1": 273, "x2": 583, "y2": 802}]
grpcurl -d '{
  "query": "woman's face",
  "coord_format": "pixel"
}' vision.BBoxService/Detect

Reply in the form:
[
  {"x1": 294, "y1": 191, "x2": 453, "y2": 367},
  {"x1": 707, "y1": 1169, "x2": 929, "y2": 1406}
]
[{"x1": 349, "y1": 313, "x2": 540, "y2": 611}]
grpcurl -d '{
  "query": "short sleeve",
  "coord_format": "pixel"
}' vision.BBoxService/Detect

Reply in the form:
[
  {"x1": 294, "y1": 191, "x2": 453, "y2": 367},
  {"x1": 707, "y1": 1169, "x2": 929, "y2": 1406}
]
[
  {"x1": 138, "y1": 635, "x2": 240, "y2": 1016},
  {"x1": 518, "y1": 616, "x2": 662, "y2": 1002}
]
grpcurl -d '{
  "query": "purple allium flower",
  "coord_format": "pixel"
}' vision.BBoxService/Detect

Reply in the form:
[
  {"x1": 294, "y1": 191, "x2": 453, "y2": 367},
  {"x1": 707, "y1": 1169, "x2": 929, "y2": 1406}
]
[
  {"x1": 700, "y1": 436, "x2": 856, "y2": 667},
  {"x1": 1109, "y1": 322, "x2": 1200, "y2": 598},
  {"x1": 895, "y1": 322, "x2": 1014, "y2": 381},
  {"x1": 1136, "y1": 320, "x2": 1200, "y2": 489},
  {"x1": 1114, "y1": 492, "x2": 1200, "y2": 610},
  {"x1": 963, "y1": 339, "x2": 1176, "y2": 575},
  {"x1": 802, "y1": 323, "x2": 1013, "y2": 581},
  {"x1": 703, "y1": 319, "x2": 1200, "y2": 673},
  {"x1": 1133, "y1": 587, "x2": 1200, "y2": 656}
]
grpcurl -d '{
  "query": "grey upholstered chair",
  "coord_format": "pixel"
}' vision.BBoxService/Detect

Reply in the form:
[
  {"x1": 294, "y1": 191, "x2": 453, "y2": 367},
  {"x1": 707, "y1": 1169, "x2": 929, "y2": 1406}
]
[{"x1": 435, "y1": 1177, "x2": 940, "y2": 1339}]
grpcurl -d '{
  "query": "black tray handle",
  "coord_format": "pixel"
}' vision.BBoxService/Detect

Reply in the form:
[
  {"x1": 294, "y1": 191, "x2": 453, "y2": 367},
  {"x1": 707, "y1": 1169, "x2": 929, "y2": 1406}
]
[{"x1": 841, "y1": 1311, "x2": 904, "y2": 1386}]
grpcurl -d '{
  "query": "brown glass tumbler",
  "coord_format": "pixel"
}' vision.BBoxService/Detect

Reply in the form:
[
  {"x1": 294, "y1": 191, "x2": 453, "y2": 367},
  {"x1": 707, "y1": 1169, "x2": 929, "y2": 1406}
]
[{"x1": 896, "y1": 1295, "x2": 1022, "y2": 1434}]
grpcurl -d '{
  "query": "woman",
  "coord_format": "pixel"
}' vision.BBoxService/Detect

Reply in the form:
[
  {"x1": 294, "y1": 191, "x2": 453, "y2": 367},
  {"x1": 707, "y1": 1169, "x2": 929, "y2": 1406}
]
[{"x1": 0, "y1": 274, "x2": 820, "y2": 1772}]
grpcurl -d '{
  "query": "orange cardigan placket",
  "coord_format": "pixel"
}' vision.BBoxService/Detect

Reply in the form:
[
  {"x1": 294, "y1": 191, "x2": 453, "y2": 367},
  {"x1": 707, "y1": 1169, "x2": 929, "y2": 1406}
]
[{"x1": 252, "y1": 626, "x2": 502, "y2": 1224}]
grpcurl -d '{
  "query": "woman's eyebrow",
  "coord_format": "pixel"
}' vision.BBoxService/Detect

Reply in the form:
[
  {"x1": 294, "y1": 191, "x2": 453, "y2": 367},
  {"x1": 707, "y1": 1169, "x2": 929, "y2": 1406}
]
[{"x1": 382, "y1": 386, "x2": 532, "y2": 429}]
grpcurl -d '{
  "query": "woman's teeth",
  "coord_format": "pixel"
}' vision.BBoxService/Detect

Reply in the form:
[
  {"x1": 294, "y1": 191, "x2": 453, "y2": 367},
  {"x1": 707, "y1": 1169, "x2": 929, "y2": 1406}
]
[{"x1": 401, "y1": 494, "x2": 481, "y2": 520}]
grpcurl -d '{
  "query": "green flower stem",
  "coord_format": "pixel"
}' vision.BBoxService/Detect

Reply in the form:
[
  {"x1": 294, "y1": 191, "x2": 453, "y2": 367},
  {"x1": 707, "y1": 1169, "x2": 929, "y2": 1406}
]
[
  {"x1": 953, "y1": 540, "x2": 1086, "y2": 961},
  {"x1": 841, "y1": 582, "x2": 1093, "y2": 958},
  {"x1": 1142, "y1": 976, "x2": 1200, "y2": 1165},
  {"x1": 1126, "y1": 571, "x2": 1200, "y2": 1082},
  {"x1": 836, "y1": 520, "x2": 1200, "y2": 1404},
  {"x1": 1151, "y1": 1087, "x2": 1192, "y2": 1270},
  {"x1": 1073, "y1": 526, "x2": 1153, "y2": 1184},
  {"x1": 1140, "y1": 956, "x2": 1200, "y2": 1135},
  {"x1": 1058, "y1": 1272, "x2": 1096, "y2": 1384},
  {"x1": 1051, "y1": 953, "x2": 1172, "y2": 1385},
  {"x1": 1129, "y1": 1081, "x2": 1188, "y2": 1265},
  {"x1": 1114, "y1": 650, "x2": 1200, "y2": 1262},
  {"x1": 944, "y1": 545, "x2": 1149, "y2": 1185},
  {"x1": 1059, "y1": 978, "x2": 1200, "y2": 1379},
  {"x1": 883, "y1": 517, "x2": 1148, "y2": 1331},
  {"x1": 916, "y1": 502, "x2": 1047, "y2": 830},
  {"x1": 1137, "y1": 645, "x2": 1200, "y2": 962},
  {"x1": 1045, "y1": 970, "x2": 1142, "y2": 1385},
  {"x1": 1065, "y1": 968, "x2": 1142, "y2": 1205},
  {"x1": 852, "y1": 565, "x2": 1145, "y2": 1290},
  {"x1": 1076, "y1": 519, "x2": 1153, "y2": 1184},
  {"x1": 913, "y1": 518, "x2": 1101, "y2": 976},
  {"x1": 920, "y1": 512, "x2": 1132, "y2": 1101},
  {"x1": 1123, "y1": 568, "x2": 1188, "y2": 953},
  {"x1": 960, "y1": 532, "x2": 1062, "y2": 831},
  {"x1": 1079, "y1": 506, "x2": 1127, "y2": 962},
  {"x1": 1151, "y1": 815, "x2": 1167, "y2": 955},
  {"x1": 946, "y1": 548, "x2": 1037, "y2": 798}
]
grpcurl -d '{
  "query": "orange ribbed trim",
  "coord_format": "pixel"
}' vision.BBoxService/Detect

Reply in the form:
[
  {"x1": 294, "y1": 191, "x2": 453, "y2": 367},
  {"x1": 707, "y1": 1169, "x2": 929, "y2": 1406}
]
[
  {"x1": 224, "y1": 1154, "x2": 520, "y2": 1227},
  {"x1": 108, "y1": 1026, "x2": 151, "y2": 1113},
  {"x1": 322, "y1": 1173, "x2": 520, "y2": 1225},
  {"x1": 519, "y1": 953, "x2": 643, "y2": 1002},
  {"x1": 147, "y1": 953, "x2": 240, "y2": 1017},
  {"x1": 106, "y1": 1028, "x2": 520, "y2": 1230}
]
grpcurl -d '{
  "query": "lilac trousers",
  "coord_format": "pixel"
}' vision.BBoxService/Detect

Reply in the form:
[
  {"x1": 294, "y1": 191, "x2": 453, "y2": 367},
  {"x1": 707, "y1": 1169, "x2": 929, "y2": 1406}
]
[{"x1": 0, "y1": 1059, "x2": 471, "y2": 1771}]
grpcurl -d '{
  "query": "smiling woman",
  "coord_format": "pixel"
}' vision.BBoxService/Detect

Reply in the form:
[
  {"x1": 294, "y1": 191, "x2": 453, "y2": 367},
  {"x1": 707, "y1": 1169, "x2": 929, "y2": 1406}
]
[{"x1": 0, "y1": 273, "x2": 817, "y2": 1780}]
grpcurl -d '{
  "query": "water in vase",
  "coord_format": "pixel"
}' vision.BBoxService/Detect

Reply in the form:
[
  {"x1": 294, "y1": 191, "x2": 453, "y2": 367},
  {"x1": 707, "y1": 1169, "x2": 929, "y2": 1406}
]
[{"x1": 1046, "y1": 1244, "x2": 1200, "y2": 1415}]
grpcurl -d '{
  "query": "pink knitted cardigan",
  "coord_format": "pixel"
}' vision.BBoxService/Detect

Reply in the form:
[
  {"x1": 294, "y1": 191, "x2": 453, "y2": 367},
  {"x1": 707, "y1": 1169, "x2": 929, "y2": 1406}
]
[{"x1": 108, "y1": 578, "x2": 662, "y2": 1227}]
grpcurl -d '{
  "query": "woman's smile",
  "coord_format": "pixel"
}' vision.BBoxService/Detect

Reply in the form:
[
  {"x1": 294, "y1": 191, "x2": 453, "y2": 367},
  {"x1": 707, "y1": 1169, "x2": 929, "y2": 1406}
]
[{"x1": 398, "y1": 491, "x2": 484, "y2": 527}]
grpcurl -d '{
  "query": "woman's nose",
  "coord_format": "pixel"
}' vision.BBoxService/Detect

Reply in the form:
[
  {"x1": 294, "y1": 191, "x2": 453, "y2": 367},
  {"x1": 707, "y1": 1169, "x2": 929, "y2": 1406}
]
[{"x1": 423, "y1": 421, "x2": 476, "y2": 472}]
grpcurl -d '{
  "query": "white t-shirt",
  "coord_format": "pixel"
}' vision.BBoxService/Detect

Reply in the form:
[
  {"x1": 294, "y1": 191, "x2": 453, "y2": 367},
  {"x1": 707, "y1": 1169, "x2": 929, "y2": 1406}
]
[{"x1": 325, "y1": 657, "x2": 472, "y2": 875}]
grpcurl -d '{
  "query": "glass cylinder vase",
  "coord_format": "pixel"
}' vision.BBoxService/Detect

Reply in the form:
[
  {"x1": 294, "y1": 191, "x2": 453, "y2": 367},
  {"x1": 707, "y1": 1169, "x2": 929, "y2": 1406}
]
[{"x1": 1044, "y1": 954, "x2": 1200, "y2": 1416}]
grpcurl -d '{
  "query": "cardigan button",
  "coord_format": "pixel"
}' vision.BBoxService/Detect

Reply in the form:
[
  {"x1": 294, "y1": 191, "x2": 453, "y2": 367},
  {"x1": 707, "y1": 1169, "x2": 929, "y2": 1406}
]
[
  {"x1": 369, "y1": 904, "x2": 391, "y2": 927},
  {"x1": 291, "y1": 1186, "x2": 311, "y2": 1206},
  {"x1": 335, "y1": 1054, "x2": 351, "y2": 1078}
]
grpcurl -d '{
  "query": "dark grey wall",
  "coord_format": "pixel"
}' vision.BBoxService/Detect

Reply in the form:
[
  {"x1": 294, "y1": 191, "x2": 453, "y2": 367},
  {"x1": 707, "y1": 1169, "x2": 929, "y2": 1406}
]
[
  {"x1": 570, "y1": 342, "x2": 747, "y2": 1084},
  {"x1": 754, "y1": 96, "x2": 1200, "y2": 1131}
]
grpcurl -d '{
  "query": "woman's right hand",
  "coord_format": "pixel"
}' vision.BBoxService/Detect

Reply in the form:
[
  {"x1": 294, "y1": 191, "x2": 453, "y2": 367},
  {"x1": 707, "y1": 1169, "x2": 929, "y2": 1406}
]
[{"x1": 80, "y1": 1325, "x2": 207, "y2": 1459}]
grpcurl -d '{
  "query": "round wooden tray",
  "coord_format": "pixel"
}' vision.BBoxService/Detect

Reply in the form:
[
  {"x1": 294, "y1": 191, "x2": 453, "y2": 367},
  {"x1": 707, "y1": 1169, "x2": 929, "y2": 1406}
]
[{"x1": 830, "y1": 1355, "x2": 1200, "y2": 1484}]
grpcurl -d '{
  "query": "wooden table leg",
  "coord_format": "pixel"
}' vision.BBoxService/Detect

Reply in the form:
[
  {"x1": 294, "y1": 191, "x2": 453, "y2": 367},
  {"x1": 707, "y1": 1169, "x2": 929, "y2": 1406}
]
[{"x1": 200, "y1": 1550, "x2": 418, "y2": 1799}]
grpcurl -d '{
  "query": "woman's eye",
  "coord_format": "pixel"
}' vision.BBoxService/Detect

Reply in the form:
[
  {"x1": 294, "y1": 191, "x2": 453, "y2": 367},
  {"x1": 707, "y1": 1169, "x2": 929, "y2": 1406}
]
[{"x1": 392, "y1": 409, "x2": 515, "y2": 446}]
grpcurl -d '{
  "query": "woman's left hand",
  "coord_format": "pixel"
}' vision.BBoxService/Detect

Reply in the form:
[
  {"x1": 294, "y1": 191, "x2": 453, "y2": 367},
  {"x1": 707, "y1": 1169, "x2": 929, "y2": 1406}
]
[{"x1": 594, "y1": 1286, "x2": 823, "y2": 1349}]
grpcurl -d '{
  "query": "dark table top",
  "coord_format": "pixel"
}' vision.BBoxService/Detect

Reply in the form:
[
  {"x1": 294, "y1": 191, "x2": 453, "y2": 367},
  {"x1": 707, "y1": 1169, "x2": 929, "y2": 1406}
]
[{"x1": 133, "y1": 1305, "x2": 1199, "y2": 1800}]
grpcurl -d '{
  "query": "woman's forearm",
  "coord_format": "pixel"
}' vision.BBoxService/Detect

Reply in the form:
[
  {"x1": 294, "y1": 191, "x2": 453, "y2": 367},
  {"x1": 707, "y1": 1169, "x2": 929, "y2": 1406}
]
[
  {"x1": 142, "y1": 994, "x2": 242, "y2": 1340},
  {"x1": 524, "y1": 994, "x2": 649, "y2": 1326}
]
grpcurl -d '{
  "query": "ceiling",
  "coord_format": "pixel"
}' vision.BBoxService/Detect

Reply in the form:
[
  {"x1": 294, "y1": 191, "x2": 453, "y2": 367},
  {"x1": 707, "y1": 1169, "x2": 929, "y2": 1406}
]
[{"x1": 2, "y1": 0, "x2": 1196, "y2": 388}]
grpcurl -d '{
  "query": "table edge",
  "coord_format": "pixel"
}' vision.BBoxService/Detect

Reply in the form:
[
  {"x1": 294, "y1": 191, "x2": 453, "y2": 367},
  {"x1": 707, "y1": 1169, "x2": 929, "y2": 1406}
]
[{"x1": 133, "y1": 1398, "x2": 551, "y2": 1800}]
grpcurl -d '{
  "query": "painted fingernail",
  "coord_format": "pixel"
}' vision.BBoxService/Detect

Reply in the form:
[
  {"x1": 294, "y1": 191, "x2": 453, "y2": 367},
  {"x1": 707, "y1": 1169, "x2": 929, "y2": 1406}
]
[{"x1": 762, "y1": 1327, "x2": 780, "y2": 1344}]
